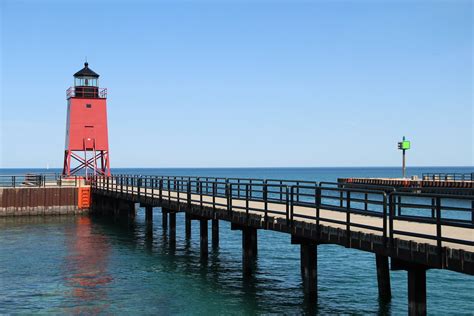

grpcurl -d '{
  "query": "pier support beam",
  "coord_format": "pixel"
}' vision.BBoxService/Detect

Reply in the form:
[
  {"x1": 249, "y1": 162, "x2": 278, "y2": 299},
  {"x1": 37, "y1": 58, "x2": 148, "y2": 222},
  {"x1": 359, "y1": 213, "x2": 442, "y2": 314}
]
[
  {"x1": 292, "y1": 236, "x2": 318, "y2": 298},
  {"x1": 145, "y1": 205, "x2": 153, "y2": 222},
  {"x1": 231, "y1": 223, "x2": 258, "y2": 275},
  {"x1": 392, "y1": 259, "x2": 428, "y2": 316},
  {"x1": 169, "y1": 212, "x2": 176, "y2": 242},
  {"x1": 300, "y1": 243, "x2": 317, "y2": 297},
  {"x1": 375, "y1": 254, "x2": 391, "y2": 301},
  {"x1": 212, "y1": 219, "x2": 219, "y2": 249},
  {"x1": 408, "y1": 267, "x2": 427, "y2": 316},
  {"x1": 129, "y1": 202, "x2": 136, "y2": 220},
  {"x1": 200, "y1": 219, "x2": 209, "y2": 259},
  {"x1": 185, "y1": 213, "x2": 192, "y2": 239},
  {"x1": 162, "y1": 209, "x2": 168, "y2": 230},
  {"x1": 242, "y1": 227, "x2": 258, "y2": 275}
]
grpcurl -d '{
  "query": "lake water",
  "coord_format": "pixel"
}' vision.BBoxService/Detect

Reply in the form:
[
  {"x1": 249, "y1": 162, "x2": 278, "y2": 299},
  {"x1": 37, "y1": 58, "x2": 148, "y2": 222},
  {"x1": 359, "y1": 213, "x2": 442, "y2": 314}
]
[{"x1": 0, "y1": 167, "x2": 473, "y2": 314}]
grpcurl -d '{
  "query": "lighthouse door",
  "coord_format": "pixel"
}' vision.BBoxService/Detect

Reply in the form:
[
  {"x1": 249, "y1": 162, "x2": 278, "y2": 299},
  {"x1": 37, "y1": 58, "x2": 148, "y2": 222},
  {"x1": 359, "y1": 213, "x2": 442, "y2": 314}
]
[{"x1": 84, "y1": 126, "x2": 95, "y2": 150}]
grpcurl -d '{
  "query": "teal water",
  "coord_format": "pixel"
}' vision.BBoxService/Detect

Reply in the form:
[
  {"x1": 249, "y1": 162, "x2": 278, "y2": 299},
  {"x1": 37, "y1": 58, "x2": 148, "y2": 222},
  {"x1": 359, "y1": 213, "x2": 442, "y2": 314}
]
[{"x1": 0, "y1": 167, "x2": 473, "y2": 314}]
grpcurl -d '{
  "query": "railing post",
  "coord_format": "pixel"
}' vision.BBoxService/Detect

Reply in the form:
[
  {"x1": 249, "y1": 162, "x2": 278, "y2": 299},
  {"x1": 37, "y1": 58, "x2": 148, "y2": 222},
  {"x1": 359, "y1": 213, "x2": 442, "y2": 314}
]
[
  {"x1": 364, "y1": 193, "x2": 368, "y2": 211},
  {"x1": 471, "y1": 200, "x2": 474, "y2": 224},
  {"x1": 213, "y1": 182, "x2": 216, "y2": 212},
  {"x1": 436, "y1": 196, "x2": 442, "y2": 266},
  {"x1": 199, "y1": 180, "x2": 203, "y2": 210},
  {"x1": 346, "y1": 190, "x2": 351, "y2": 247},
  {"x1": 285, "y1": 186, "x2": 290, "y2": 226},
  {"x1": 245, "y1": 183, "x2": 249, "y2": 224},
  {"x1": 138, "y1": 177, "x2": 141, "y2": 198},
  {"x1": 263, "y1": 183, "x2": 268, "y2": 226},
  {"x1": 340, "y1": 190, "x2": 344, "y2": 208},
  {"x1": 296, "y1": 182, "x2": 300, "y2": 203},
  {"x1": 227, "y1": 183, "x2": 232, "y2": 213},
  {"x1": 431, "y1": 198, "x2": 435, "y2": 219},
  {"x1": 382, "y1": 194, "x2": 387, "y2": 248},
  {"x1": 12, "y1": 176, "x2": 15, "y2": 188},
  {"x1": 397, "y1": 196, "x2": 402, "y2": 216},
  {"x1": 316, "y1": 187, "x2": 321, "y2": 228},
  {"x1": 388, "y1": 194, "x2": 394, "y2": 247},
  {"x1": 290, "y1": 186, "x2": 294, "y2": 228},
  {"x1": 280, "y1": 180, "x2": 283, "y2": 201},
  {"x1": 237, "y1": 179, "x2": 241, "y2": 199},
  {"x1": 159, "y1": 179, "x2": 163, "y2": 204},
  {"x1": 187, "y1": 181, "x2": 191, "y2": 207}
]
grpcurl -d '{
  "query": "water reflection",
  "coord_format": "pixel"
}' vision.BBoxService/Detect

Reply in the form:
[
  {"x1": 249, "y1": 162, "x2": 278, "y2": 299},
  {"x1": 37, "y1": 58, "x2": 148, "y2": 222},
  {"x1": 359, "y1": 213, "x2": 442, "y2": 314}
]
[{"x1": 63, "y1": 217, "x2": 112, "y2": 314}]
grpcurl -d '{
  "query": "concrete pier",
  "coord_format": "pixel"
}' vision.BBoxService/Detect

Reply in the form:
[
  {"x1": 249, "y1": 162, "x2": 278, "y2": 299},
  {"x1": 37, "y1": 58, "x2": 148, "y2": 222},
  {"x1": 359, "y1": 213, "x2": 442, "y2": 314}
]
[{"x1": 0, "y1": 186, "x2": 88, "y2": 217}]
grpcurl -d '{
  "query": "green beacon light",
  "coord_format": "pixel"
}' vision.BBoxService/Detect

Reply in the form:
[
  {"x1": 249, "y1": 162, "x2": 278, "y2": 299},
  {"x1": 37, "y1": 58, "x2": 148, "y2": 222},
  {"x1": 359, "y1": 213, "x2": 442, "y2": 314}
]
[{"x1": 398, "y1": 136, "x2": 411, "y2": 178}]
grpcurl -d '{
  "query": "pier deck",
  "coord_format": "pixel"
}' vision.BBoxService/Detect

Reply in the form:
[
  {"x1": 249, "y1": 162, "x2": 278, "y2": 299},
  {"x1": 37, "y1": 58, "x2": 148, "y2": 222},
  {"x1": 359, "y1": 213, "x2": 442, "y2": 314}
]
[{"x1": 92, "y1": 175, "x2": 474, "y2": 275}]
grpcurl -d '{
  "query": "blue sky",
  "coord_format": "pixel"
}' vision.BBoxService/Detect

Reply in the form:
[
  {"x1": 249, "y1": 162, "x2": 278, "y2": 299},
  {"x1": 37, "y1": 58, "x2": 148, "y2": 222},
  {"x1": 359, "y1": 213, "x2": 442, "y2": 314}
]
[{"x1": 1, "y1": 0, "x2": 472, "y2": 168}]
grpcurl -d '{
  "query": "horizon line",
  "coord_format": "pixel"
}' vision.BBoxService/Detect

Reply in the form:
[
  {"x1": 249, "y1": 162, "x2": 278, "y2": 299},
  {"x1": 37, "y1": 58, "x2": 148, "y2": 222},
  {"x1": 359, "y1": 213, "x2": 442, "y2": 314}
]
[{"x1": 1, "y1": 165, "x2": 473, "y2": 169}]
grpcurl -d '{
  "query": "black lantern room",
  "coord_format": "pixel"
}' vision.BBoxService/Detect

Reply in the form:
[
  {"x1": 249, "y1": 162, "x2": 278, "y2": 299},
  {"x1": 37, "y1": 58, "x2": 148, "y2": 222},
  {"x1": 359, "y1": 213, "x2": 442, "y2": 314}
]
[{"x1": 73, "y1": 62, "x2": 100, "y2": 98}]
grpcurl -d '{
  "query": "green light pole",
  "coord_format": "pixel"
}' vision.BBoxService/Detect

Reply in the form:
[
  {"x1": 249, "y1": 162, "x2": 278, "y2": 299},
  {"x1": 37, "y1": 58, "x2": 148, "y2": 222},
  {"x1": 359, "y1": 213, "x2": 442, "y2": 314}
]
[{"x1": 398, "y1": 136, "x2": 411, "y2": 178}]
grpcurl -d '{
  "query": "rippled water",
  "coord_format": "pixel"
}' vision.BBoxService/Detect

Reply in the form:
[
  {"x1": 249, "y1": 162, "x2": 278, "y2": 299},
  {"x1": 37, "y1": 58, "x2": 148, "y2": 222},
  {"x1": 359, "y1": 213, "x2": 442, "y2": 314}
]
[{"x1": 0, "y1": 167, "x2": 473, "y2": 314}]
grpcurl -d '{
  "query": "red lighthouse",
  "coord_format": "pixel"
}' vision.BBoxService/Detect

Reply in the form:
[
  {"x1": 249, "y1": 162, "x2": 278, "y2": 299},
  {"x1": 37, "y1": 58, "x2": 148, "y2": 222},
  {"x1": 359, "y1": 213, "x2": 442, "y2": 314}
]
[{"x1": 63, "y1": 62, "x2": 111, "y2": 177}]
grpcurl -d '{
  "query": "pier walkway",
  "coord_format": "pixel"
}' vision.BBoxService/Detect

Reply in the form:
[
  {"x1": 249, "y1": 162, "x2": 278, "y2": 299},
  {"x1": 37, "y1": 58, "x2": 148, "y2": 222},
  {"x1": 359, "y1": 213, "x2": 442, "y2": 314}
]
[{"x1": 92, "y1": 174, "x2": 474, "y2": 316}]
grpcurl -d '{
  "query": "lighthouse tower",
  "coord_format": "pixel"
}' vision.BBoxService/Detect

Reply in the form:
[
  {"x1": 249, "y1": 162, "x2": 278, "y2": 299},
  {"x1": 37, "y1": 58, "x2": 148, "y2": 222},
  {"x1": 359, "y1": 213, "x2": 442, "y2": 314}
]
[{"x1": 63, "y1": 62, "x2": 111, "y2": 177}]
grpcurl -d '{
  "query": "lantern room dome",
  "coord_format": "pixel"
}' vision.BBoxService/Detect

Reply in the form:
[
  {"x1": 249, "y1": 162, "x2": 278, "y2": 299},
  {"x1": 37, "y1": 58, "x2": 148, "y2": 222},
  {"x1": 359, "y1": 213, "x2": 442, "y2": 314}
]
[{"x1": 74, "y1": 62, "x2": 99, "y2": 78}]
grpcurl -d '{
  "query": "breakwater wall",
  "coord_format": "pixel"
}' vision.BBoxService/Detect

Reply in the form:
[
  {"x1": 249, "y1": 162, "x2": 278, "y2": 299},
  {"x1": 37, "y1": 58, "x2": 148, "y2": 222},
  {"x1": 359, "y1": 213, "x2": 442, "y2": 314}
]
[
  {"x1": 0, "y1": 187, "x2": 89, "y2": 216},
  {"x1": 338, "y1": 177, "x2": 474, "y2": 194}
]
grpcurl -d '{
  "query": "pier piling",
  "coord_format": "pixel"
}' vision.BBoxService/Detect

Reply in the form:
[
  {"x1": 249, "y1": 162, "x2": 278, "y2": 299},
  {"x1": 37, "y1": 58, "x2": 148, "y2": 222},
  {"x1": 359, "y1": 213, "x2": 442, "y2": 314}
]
[
  {"x1": 162, "y1": 209, "x2": 168, "y2": 230},
  {"x1": 392, "y1": 259, "x2": 428, "y2": 316},
  {"x1": 300, "y1": 243, "x2": 317, "y2": 297},
  {"x1": 185, "y1": 213, "x2": 192, "y2": 239},
  {"x1": 408, "y1": 266, "x2": 427, "y2": 316},
  {"x1": 169, "y1": 212, "x2": 176, "y2": 242},
  {"x1": 375, "y1": 254, "x2": 391, "y2": 301},
  {"x1": 200, "y1": 219, "x2": 209, "y2": 259},
  {"x1": 212, "y1": 219, "x2": 219, "y2": 248},
  {"x1": 242, "y1": 227, "x2": 258, "y2": 274},
  {"x1": 145, "y1": 205, "x2": 153, "y2": 222},
  {"x1": 292, "y1": 236, "x2": 318, "y2": 298}
]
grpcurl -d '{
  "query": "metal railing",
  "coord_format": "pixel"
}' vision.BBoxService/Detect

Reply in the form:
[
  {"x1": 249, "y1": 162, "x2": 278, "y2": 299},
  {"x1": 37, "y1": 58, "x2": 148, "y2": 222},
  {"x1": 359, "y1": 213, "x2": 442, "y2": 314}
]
[
  {"x1": 66, "y1": 87, "x2": 107, "y2": 99},
  {"x1": 422, "y1": 173, "x2": 474, "y2": 181},
  {"x1": 92, "y1": 174, "x2": 474, "y2": 252},
  {"x1": 0, "y1": 174, "x2": 82, "y2": 188}
]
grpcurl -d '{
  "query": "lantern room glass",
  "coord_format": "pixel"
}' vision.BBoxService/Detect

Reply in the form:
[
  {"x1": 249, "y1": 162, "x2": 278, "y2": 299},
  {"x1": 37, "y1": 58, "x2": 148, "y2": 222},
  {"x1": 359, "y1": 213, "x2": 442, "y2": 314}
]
[{"x1": 74, "y1": 77, "x2": 98, "y2": 87}]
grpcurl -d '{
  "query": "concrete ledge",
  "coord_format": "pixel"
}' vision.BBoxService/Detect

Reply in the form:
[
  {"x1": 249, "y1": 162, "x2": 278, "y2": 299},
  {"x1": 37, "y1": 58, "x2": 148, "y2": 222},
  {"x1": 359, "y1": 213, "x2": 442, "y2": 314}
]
[{"x1": 0, "y1": 206, "x2": 88, "y2": 217}]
